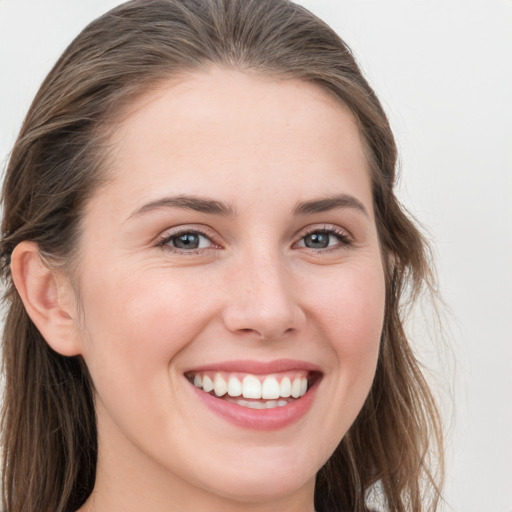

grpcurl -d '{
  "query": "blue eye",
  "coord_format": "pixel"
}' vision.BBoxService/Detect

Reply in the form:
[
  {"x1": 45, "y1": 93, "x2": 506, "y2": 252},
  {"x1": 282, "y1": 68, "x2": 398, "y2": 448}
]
[
  {"x1": 303, "y1": 232, "x2": 331, "y2": 249},
  {"x1": 160, "y1": 231, "x2": 213, "y2": 251},
  {"x1": 298, "y1": 229, "x2": 351, "y2": 250}
]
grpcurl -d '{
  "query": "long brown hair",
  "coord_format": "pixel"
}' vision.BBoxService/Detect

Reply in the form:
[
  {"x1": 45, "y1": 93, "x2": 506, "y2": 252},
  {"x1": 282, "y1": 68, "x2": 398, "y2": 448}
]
[{"x1": 1, "y1": 1, "x2": 444, "y2": 511}]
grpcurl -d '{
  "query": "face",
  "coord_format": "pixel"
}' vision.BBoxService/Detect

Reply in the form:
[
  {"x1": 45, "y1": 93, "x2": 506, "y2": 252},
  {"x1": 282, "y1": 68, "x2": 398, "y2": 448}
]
[{"x1": 72, "y1": 68, "x2": 385, "y2": 510}]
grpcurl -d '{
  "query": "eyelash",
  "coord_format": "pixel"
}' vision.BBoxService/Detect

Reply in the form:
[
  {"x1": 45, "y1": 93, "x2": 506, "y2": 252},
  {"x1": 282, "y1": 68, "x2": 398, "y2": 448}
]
[
  {"x1": 156, "y1": 228, "x2": 218, "y2": 255},
  {"x1": 156, "y1": 225, "x2": 353, "y2": 255},
  {"x1": 296, "y1": 226, "x2": 353, "y2": 251}
]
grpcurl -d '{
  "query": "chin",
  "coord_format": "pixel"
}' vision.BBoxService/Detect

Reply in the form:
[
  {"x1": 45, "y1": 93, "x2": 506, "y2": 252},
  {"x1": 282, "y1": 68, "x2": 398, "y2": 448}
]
[
  {"x1": 206, "y1": 470, "x2": 313, "y2": 505},
  {"x1": 187, "y1": 444, "x2": 320, "y2": 505}
]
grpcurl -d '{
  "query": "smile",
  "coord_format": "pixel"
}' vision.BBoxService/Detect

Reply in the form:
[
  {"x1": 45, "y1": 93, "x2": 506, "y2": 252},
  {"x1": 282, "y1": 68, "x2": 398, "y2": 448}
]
[
  {"x1": 184, "y1": 360, "x2": 322, "y2": 430},
  {"x1": 186, "y1": 371, "x2": 311, "y2": 409}
]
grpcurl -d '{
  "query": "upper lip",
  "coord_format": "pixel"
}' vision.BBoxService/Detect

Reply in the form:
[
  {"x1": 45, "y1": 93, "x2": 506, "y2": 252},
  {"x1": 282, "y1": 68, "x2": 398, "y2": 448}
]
[{"x1": 183, "y1": 359, "x2": 322, "y2": 375}]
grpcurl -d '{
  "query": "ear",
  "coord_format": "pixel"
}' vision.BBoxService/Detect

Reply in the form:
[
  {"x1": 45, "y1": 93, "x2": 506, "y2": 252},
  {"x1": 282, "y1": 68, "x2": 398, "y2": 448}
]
[{"x1": 10, "y1": 241, "x2": 82, "y2": 356}]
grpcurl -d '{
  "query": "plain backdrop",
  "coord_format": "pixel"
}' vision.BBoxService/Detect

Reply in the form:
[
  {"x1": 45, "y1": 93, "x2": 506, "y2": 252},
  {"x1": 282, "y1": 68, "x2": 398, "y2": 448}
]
[{"x1": 1, "y1": 1, "x2": 511, "y2": 511}]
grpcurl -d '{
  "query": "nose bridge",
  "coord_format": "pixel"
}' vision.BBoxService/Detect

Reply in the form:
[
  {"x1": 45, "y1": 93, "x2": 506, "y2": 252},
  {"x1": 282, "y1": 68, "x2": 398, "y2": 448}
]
[{"x1": 222, "y1": 246, "x2": 304, "y2": 339}]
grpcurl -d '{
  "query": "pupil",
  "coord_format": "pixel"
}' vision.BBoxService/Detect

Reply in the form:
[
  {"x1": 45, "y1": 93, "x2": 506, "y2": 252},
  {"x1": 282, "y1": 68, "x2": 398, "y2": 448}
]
[
  {"x1": 173, "y1": 233, "x2": 199, "y2": 249},
  {"x1": 305, "y1": 232, "x2": 329, "y2": 248}
]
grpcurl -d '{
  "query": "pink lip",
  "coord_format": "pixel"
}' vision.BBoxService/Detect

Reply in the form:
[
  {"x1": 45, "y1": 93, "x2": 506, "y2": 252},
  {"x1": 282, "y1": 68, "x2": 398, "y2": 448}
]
[
  {"x1": 184, "y1": 359, "x2": 322, "y2": 431},
  {"x1": 184, "y1": 358, "x2": 321, "y2": 375}
]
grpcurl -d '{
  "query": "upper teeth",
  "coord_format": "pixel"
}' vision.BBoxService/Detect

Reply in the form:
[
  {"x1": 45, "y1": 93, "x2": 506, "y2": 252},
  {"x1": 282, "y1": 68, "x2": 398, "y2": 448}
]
[{"x1": 191, "y1": 372, "x2": 309, "y2": 399}]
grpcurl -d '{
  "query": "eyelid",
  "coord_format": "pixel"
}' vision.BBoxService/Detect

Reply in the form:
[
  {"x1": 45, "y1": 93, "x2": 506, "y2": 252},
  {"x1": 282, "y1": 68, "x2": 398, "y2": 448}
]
[
  {"x1": 293, "y1": 224, "x2": 354, "y2": 250},
  {"x1": 156, "y1": 224, "x2": 221, "y2": 252},
  {"x1": 154, "y1": 223, "x2": 353, "y2": 254}
]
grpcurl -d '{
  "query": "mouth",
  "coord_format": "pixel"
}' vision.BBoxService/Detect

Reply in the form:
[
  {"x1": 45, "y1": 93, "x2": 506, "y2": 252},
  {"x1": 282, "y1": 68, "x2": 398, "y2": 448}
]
[
  {"x1": 185, "y1": 360, "x2": 323, "y2": 428},
  {"x1": 184, "y1": 360, "x2": 323, "y2": 429},
  {"x1": 185, "y1": 367, "x2": 322, "y2": 410}
]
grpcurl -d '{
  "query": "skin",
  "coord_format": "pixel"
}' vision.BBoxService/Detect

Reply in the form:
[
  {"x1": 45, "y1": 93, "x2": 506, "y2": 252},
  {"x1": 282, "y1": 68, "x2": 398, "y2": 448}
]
[{"x1": 14, "y1": 68, "x2": 386, "y2": 512}]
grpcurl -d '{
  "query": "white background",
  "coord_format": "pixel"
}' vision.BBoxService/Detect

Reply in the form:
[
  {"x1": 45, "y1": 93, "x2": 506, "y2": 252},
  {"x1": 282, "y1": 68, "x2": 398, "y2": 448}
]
[{"x1": 1, "y1": 1, "x2": 511, "y2": 511}]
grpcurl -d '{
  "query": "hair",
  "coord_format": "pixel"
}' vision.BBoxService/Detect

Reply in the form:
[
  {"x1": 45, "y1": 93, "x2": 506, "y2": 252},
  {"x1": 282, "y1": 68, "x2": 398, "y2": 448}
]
[{"x1": 0, "y1": 1, "x2": 444, "y2": 511}]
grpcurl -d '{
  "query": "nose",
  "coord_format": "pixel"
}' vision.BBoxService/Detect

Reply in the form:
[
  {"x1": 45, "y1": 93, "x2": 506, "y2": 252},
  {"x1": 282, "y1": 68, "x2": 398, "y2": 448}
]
[{"x1": 221, "y1": 252, "x2": 306, "y2": 340}]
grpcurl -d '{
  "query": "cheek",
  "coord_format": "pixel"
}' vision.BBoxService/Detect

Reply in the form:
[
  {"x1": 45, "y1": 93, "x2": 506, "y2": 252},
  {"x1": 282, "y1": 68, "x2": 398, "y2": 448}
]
[
  {"x1": 313, "y1": 258, "x2": 385, "y2": 374},
  {"x1": 73, "y1": 269, "x2": 214, "y2": 442},
  {"x1": 292, "y1": 258, "x2": 385, "y2": 460},
  {"x1": 75, "y1": 267, "x2": 214, "y2": 386}
]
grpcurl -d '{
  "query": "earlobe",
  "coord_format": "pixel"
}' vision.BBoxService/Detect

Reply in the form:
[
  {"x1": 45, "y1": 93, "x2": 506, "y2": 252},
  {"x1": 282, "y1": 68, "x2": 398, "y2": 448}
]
[{"x1": 10, "y1": 241, "x2": 82, "y2": 356}]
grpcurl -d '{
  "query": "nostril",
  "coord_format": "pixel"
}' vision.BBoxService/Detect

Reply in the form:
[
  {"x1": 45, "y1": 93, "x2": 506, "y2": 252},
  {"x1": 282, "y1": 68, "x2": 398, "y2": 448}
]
[{"x1": 234, "y1": 326, "x2": 297, "y2": 340}]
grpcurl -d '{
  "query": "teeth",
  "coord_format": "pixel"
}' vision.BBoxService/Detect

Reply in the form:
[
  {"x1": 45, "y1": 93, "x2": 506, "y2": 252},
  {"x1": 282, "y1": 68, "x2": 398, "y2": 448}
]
[
  {"x1": 213, "y1": 373, "x2": 228, "y2": 397},
  {"x1": 242, "y1": 375, "x2": 261, "y2": 399},
  {"x1": 300, "y1": 377, "x2": 308, "y2": 396},
  {"x1": 291, "y1": 377, "x2": 302, "y2": 398},
  {"x1": 227, "y1": 375, "x2": 242, "y2": 397},
  {"x1": 261, "y1": 376, "x2": 280, "y2": 399},
  {"x1": 225, "y1": 397, "x2": 291, "y2": 409},
  {"x1": 202, "y1": 375, "x2": 214, "y2": 393},
  {"x1": 245, "y1": 400, "x2": 266, "y2": 409},
  {"x1": 190, "y1": 371, "x2": 311, "y2": 401},
  {"x1": 279, "y1": 377, "x2": 291, "y2": 397}
]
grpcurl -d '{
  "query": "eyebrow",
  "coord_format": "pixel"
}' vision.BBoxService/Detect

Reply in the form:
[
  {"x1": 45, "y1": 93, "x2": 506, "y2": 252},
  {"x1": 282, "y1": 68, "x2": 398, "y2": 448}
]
[
  {"x1": 293, "y1": 194, "x2": 369, "y2": 217},
  {"x1": 128, "y1": 192, "x2": 368, "y2": 220},
  {"x1": 128, "y1": 195, "x2": 236, "y2": 219}
]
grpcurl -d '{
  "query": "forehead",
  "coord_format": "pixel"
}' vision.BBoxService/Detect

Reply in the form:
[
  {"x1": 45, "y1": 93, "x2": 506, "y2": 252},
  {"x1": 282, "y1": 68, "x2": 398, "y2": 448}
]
[{"x1": 100, "y1": 67, "x2": 372, "y2": 215}]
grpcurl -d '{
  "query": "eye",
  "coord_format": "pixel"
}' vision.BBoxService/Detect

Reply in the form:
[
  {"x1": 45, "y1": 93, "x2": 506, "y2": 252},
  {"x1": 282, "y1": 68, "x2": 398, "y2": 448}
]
[
  {"x1": 296, "y1": 228, "x2": 351, "y2": 250},
  {"x1": 158, "y1": 230, "x2": 215, "y2": 252}
]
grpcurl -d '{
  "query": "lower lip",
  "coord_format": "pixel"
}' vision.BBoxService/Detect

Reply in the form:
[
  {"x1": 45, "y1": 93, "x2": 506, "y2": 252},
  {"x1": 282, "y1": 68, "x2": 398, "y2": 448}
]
[{"x1": 190, "y1": 379, "x2": 320, "y2": 431}]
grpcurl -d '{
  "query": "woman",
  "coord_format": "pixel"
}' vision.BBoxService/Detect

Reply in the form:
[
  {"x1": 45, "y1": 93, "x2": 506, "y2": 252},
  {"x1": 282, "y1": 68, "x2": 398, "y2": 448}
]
[{"x1": 0, "y1": 1, "x2": 444, "y2": 511}]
